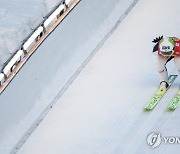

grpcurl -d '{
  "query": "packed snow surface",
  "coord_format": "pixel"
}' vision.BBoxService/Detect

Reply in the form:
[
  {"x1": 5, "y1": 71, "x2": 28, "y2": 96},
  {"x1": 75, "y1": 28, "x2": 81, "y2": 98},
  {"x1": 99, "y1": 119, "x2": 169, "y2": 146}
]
[
  {"x1": 1, "y1": 0, "x2": 180, "y2": 154},
  {"x1": 18, "y1": 0, "x2": 180, "y2": 153},
  {"x1": 0, "y1": 0, "x2": 136, "y2": 153}
]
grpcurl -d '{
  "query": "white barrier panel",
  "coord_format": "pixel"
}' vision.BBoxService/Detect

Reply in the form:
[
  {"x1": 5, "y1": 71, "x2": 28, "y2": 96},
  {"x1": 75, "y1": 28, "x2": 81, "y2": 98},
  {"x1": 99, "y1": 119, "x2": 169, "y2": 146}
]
[
  {"x1": 0, "y1": 73, "x2": 5, "y2": 86},
  {"x1": 44, "y1": 11, "x2": 58, "y2": 30},
  {"x1": 56, "y1": 4, "x2": 66, "y2": 18},
  {"x1": 23, "y1": 26, "x2": 44, "y2": 52},
  {"x1": 3, "y1": 50, "x2": 24, "y2": 77},
  {"x1": 3, "y1": 62, "x2": 12, "y2": 77},
  {"x1": 58, "y1": 3, "x2": 66, "y2": 13},
  {"x1": 43, "y1": 4, "x2": 66, "y2": 30},
  {"x1": 15, "y1": 50, "x2": 25, "y2": 62},
  {"x1": 65, "y1": 0, "x2": 74, "y2": 7}
]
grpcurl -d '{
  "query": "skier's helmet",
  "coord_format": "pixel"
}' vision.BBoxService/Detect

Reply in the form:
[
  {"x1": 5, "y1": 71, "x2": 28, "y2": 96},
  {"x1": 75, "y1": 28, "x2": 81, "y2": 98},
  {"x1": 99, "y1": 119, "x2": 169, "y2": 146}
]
[{"x1": 159, "y1": 37, "x2": 175, "y2": 56}]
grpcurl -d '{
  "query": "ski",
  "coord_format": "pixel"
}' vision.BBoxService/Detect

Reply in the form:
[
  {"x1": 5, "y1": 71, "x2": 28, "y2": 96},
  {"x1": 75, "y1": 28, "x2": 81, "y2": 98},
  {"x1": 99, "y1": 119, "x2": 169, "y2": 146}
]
[
  {"x1": 144, "y1": 75, "x2": 178, "y2": 111},
  {"x1": 167, "y1": 90, "x2": 180, "y2": 111}
]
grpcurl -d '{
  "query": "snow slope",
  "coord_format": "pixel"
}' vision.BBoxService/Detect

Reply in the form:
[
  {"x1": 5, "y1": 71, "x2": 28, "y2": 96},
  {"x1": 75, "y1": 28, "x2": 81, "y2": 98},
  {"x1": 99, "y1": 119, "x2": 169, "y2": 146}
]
[
  {"x1": 0, "y1": 0, "x2": 61, "y2": 68},
  {"x1": 17, "y1": 0, "x2": 180, "y2": 154},
  {"x1": 0, "y1": 0, "x2": 136, "y2": 153}
]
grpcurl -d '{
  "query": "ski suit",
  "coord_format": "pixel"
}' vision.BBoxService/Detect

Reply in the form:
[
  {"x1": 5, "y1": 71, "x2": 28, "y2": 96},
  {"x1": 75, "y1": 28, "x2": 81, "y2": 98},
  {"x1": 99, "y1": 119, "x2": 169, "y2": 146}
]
[{"x1": 153, "y1": 37, "x2": 180, "y2": 83}]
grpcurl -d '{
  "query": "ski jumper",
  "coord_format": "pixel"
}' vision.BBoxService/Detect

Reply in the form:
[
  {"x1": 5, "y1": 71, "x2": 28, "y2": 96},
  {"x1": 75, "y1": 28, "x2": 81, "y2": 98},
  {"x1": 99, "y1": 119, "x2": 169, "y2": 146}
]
[{"x1": 154, "y1": 37, "x2": 180, "y2": 83}]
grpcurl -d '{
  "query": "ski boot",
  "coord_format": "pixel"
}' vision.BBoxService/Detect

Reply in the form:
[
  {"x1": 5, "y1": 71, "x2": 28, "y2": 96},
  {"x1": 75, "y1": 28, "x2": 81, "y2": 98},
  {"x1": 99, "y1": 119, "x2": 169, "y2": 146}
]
[{"x1": 159, "y1": 81, "x2": 169, "y2": 91}]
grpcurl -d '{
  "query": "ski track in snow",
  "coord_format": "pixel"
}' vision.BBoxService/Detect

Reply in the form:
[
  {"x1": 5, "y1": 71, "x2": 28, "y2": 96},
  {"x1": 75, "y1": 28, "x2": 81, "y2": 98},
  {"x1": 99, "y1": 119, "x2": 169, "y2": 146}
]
[
  {"x1": 2, "y1": 0, "x2": 180, "y2": 153},
  {"x1": 17, "y1": 0, "x2": 180, "y2": 154}
]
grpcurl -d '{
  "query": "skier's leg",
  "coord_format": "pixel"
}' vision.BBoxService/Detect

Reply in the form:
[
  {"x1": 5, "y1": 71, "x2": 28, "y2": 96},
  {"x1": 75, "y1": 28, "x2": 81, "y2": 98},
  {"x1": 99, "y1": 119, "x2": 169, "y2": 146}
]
[{"x1": 157, "y1": 56, "x2": 169, "y2": 83}]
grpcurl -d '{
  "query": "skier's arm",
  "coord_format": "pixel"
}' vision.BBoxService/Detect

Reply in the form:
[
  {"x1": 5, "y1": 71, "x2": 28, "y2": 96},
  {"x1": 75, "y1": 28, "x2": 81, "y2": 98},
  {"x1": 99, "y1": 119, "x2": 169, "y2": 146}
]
[
  {"x1": 153, "y1": 43, "x2": 158, "y2": 52},
  {"x1": 152, "y1": 35, "x2": 163, "y2": 52}
]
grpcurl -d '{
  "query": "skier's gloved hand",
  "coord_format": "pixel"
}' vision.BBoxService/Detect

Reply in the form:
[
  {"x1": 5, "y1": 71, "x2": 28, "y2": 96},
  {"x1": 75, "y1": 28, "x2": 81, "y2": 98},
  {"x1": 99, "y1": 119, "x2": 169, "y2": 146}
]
[{"x1": 152, "y1": 35, "x2": 163, "y2": 43}]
